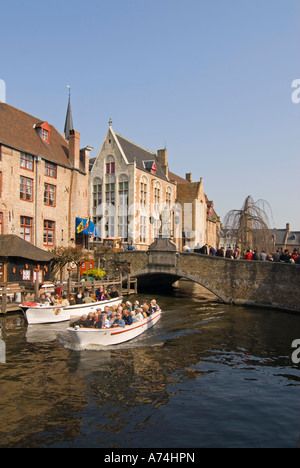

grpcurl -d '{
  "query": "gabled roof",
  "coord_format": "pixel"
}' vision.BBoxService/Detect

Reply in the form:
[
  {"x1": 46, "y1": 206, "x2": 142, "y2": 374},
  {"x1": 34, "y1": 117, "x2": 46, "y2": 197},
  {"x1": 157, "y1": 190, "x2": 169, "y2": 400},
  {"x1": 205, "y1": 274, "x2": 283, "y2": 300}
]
[
  {"x1": 0, "y1": 102, "x2": 71, "y2": 167},
  {"x1": 270, "y1": 228, "x2": 300, "y2": 245},
  {"x1": 113, "y1": 131, "x2": 170, "y2": 181},
  {"x1": 168, "y1": 171, "x2": 189, "y2": 184},
  {"x1": 0, "y1": 235, "x2": 54, "y2": 261}
]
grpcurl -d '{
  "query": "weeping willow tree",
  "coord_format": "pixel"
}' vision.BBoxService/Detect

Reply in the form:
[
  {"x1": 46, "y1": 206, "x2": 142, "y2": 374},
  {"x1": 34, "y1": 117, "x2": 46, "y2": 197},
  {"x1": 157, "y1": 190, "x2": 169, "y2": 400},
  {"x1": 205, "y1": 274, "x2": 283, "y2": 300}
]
[{"x1": 223, "y1": 195, "x2": 273, "y2": 253}]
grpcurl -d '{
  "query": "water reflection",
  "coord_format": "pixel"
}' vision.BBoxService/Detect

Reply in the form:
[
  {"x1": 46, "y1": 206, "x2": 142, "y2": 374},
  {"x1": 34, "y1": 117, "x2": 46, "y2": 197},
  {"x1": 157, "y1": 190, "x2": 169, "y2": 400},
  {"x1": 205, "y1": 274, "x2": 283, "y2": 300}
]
[{"x1": 0, "y1": 281, "x2": 299, "y2": 447}]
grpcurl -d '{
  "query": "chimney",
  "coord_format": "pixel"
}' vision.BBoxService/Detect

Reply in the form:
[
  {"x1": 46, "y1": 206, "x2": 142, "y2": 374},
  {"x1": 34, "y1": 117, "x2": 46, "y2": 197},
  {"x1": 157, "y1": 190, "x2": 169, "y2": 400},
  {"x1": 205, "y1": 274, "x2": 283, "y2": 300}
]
[
  {"x1": 186, "y1": 173, "x2": 192, "y2": 183},
  {"x1": 157, "y1": 148, "x2": 168, "y2": 178},
  {"x1": 68, "y1": 129, "x2": 80, "y2": 168},
  {"x1": 0, "y1": 79, "x2": 6, "y2": 103}
]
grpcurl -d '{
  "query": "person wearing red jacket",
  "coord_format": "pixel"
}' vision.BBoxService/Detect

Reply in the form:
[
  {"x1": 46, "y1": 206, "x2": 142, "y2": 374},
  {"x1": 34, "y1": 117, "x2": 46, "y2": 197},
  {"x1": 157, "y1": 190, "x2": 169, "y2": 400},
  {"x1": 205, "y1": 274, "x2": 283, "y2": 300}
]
[{"x1": 244, "y1": 250, "x2": 253, "y2": 261}]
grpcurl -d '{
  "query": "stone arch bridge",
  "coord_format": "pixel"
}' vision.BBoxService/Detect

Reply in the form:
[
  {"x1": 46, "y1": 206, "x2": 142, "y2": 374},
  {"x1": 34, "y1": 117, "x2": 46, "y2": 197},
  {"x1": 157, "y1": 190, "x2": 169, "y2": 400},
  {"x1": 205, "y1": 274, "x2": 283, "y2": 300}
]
[{"x1": 115, "y1": 237, "x2": 300, "y2": 313}]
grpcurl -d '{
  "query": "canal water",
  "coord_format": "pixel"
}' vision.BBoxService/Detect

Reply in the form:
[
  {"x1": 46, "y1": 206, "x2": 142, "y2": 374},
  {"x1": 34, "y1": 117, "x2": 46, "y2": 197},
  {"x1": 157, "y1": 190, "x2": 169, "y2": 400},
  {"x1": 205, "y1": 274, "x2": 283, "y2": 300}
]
[{"x1": 0, "y1": 281, "x2": 300, "y2": 448}]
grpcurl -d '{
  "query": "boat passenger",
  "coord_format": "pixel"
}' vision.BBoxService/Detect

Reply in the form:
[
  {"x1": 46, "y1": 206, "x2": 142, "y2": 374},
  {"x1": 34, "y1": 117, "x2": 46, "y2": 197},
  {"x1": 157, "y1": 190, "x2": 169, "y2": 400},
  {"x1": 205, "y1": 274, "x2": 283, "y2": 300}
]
[
  {"x1": 75, "y1": 288, "x2": 85, "y2": 304},
  {"x1": 73, "y1": 314, "x2": 89, "y2": 328},
  {"x1": 102, "y1": 313, "x2": 111, "y2": 328},
  {"x1": 142, "y1": 304, "x2": 150, "y2": 316},
  {"x1": 112, "y1": 312, "x2": 126, "y2": 328},
  {"x1": 125, "y1": 301, "x2": 132, "y2": 312},
  {"x1": 86, "y1": 312, "x2": 95, "y2": 327},
  {"x1": 68, "y1": 294, "x2": 76, "y2": 305},
  {"x1": 135, "y1": 308, "x2": 144, "y2": 322},
  {"x1": 150, "y1": 299, "x2": 159, "y2": 313},
  {"x1": 91, "y1": 311, "x2": 103, "y2": 329},
  {"x1": 110, "y1": 287, "x2": 119, "y2": 298},
  {"x1": 52, "y1": 294, "x2": 60, "y2": 306},
  {"x1": 45, "y1": 292, "x2": 52, "y2": 304},
  {"x1": 131, "y1": 311, "x2": 138, "y2": 323},
  {"x1": 104, "y1": 289, "x2": 111, "y2": 300},
  {"x1": 123, "y1": 309, "x2": 133, "y2": 326},
  {"x1": 110, "y1": 311, "x2": 117, "y2": 324},
  {"x1": 61, "y1": 294, "x2": 70, "y2": 307},
  {"x1": 82, "y1": 291, "x2": 95, "y2": 303}
]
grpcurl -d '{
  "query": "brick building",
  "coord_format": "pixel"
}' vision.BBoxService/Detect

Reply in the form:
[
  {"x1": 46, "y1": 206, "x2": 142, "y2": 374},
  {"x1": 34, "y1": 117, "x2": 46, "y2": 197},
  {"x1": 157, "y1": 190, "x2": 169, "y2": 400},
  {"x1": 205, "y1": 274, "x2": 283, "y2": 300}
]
[
  {"x1": 90, "y1": 122, "x2": 179, "y2": 250},
  {"x1": 90, "y1": 122, "x2": 220, "y2": 251},
  {"x1": 168, "y1": 172, "x2": 220, "y2": 250},
  {"x1": 0, "y1": 101, "x2": 91, "y2": 250}
]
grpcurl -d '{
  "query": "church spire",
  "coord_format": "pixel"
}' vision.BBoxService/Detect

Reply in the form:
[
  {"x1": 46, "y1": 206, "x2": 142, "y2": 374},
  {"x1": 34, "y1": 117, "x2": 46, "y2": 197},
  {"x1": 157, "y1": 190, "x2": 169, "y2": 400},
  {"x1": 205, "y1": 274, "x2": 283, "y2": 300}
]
[{"x1": 64, "y1": 85, "x2": 73, "y2": 140}]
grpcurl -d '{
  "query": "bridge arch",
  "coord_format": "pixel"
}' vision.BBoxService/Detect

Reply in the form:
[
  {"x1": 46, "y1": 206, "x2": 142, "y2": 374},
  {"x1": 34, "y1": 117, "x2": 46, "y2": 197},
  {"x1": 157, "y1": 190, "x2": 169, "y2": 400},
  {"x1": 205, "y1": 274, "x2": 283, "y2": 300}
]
[{"x1": 132, "y1": 266, "x2": 227, "y2": 303}]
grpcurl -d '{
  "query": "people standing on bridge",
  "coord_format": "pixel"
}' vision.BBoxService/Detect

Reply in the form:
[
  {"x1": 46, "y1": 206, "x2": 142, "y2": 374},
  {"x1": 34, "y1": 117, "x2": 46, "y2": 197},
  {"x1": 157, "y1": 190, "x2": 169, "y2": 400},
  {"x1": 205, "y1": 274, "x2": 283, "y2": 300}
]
[
  {"x1": 234, "y1": 247, "x2": 241, "y2": 259},
  {"x1": 216, "y1": 247, "x2": 225, "y2": 257},
  {"x1": 260, "y1": 251, "x2": 267, "y2": 261},
  {"x1": 209, "y1": 245, "x2": 216, "y2": 256},
  {"x1": 252, "y1": 250, "x2": 259, "y2": 261},
  {"x1": 226, "y1": 246, "x2": 234, "y2": 259},
  {"x1": 244, "y1": 250, "x2": 253, "y2": 261}
]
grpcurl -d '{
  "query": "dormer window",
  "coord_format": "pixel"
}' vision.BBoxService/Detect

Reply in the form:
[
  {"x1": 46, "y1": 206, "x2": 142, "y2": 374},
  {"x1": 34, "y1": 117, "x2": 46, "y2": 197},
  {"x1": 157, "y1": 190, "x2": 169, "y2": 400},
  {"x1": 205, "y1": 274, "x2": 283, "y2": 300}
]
[
  {"x1": 143, "y1": 160, "x2": 157, "y2": 175},
  {"x1": 42, "y1": 128, "x2": 49, "y2": 142},
  {"x1": 35, "y1": 121, "x2": 51, "y2": 143}
]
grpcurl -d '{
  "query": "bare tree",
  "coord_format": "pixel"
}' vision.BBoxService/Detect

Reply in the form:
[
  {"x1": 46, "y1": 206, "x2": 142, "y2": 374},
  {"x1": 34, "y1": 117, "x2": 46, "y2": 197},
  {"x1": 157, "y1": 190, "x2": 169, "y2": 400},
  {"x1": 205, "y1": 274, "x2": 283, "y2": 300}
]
[{"x1": 223, "y1": 195, "x2": 273, "y2": 253}]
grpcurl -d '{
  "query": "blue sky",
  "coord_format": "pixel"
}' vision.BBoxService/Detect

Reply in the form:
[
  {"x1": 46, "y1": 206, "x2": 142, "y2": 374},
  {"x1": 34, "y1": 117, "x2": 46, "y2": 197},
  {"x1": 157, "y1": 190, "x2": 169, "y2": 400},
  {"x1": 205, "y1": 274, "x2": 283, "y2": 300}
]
[{"x1": 1, "y1": 0, "x2": 299, "y2": 228}]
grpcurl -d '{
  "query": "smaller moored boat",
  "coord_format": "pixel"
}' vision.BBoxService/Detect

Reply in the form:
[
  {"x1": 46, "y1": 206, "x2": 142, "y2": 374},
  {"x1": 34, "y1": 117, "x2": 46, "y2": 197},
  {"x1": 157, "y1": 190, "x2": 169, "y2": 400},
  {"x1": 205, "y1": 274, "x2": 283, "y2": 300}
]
[
  {"x1": 67, "y1": 309, "x2": 162, "y2": 347},
  {"x1": 21, "y1": 296, "x2": 123, "y2": 325}
]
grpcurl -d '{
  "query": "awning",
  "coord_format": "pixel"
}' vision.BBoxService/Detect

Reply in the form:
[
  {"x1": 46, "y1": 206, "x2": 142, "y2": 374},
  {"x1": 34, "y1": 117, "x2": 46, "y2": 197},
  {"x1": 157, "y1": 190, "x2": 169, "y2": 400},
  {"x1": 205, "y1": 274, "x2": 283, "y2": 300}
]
[{"x1": 75, "y1": 218, "x2": 98, "y2": 238}]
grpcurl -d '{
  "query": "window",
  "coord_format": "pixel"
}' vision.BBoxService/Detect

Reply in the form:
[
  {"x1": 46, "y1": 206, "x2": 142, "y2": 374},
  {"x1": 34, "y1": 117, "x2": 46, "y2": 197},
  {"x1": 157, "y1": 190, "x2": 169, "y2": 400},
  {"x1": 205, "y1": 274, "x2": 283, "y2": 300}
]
[
  {"x1": 154, "y1": 183, "x2": 161, "y2": 211},
  {"x1": 119, "y1": 177, "x2": 129, "y2": 241},
  {"x1": 140, "y1": 179, "x2": 147, "y2": 207},
  {"x1": 20, "y1": 176, "x2": 33, "y2": 201},
  {"x1": 45, "y1": 162, "x2": 57, "y2": 178},
  {"x1": 119, "y1": 180, "x2": 128, "y2": 205},
  {"x1": 106, "y1": 162, "x2": 115, "y2": 174},
  {"x1": 106, "y1": 155, "x2": 115, "y2": 175},
  {"x1": 93, "y1": 178, "x2": 102, "y2": 208},
  {"x1": 106, "y1": 183, "x2": 115, "y2": 205},
  {"x1": 140, "y1": 215, "x2": 147, "y2": 243},
  {"x1": 44, "y1": 183, "x2": 56, "y2": 206},
  {"x1": 44, "y1": 220, "x2": 55, "y2": 246},
  {"x1": 166, "y1": 187, "x2": 172, "y2": 207},
  {"x1": 20, "y1": 216, "x2": 32, "y2": 243},
  {"x1": 42, "y1": 129, "x2": 49, "y2": 142},
  {"x1": 20, "y1": 153, "x2": 34, "y2": 171}
]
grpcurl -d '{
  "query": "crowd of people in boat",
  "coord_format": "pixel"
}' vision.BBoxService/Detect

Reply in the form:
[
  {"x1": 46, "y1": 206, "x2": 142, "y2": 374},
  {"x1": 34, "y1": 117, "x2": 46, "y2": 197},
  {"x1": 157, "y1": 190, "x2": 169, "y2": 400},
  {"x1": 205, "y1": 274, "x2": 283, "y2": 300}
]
[
  {"x1": 184, "y1": 243, "x2": 300, "y2": 264},
  {"x1": 36, "y1": 285, "x2": 120, "y2": 307},
  {"x1": 71, "y1": 299, "x2": 160, "y2": 329}
]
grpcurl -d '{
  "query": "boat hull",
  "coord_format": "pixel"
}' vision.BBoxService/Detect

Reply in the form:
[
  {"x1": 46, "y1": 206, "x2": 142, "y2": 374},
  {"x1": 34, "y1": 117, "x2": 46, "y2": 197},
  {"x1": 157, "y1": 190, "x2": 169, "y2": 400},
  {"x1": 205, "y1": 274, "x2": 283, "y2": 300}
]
[
  {"x1": 23, "y1": 297, "x2": 123, "y2": 325},
  {"x1": 67, "y1": 310, "x2": 162, "y2": 347}
]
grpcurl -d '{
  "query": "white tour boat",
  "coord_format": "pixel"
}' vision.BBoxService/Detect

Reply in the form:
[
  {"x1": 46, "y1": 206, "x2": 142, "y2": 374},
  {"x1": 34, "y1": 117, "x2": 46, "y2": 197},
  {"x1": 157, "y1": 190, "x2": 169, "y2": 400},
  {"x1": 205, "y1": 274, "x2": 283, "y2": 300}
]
[
  {"x1": 21, "y1": 296, "x2": 123, "y2": 325},
  {"x1": 67, "y1": 309, "x2": 162, "y2": 347}
]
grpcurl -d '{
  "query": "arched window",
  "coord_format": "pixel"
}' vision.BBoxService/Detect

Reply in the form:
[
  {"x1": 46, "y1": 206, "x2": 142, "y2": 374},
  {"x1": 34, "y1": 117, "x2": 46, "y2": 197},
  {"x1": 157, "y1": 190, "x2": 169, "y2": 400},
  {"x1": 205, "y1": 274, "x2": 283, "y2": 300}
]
[
  {"x1": 93, "y1": 177, "x2": 102, "y2": 209},
  {"x1": 154, "y1": 181, "x2": 161, "y2": 211},
  {"x1": 140, "y1": 175, "x2": 148, "y2": 207},
  {"x1": 166, "y1": 186, "x2": 172, "y2": 207}
]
